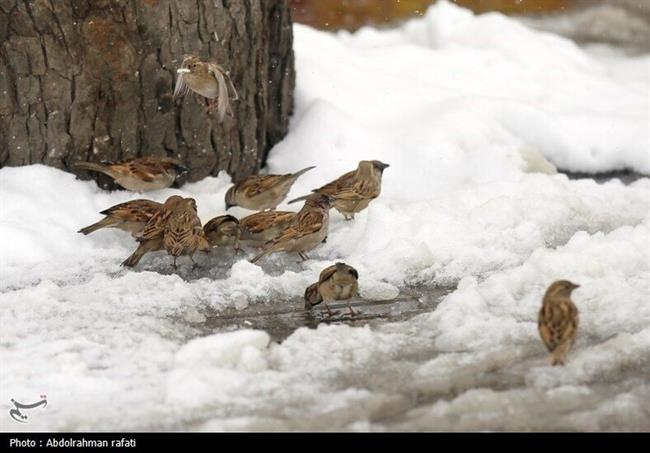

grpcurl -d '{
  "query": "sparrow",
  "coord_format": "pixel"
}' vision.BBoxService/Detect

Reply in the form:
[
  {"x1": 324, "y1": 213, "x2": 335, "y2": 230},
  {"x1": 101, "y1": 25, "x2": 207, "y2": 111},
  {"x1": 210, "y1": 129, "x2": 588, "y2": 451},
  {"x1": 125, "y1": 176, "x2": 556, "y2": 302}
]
[
  {"x1": 78, "y1": 199, "x2": 162, "y2": 236},
  {"x1": 74, "y1": 156, "x2": 189, "y2": 192},
  {"x1": 250, "y1": 193, "x2": 335, "y2": 263},
  {"x1": 224, "y1": 166, "x2": 316, "y2": 211},
  {"x1": 163, "y1": 197, "x2": 211, "y2": 268},
  {"x1": 203, "y1": 214, "x2": 242, "y2": 250},
  {"x1": 304, "y1": 262, "x2": 360, "y2": 317},
  {"x1": 239, "y1": 210, "x2": 296, "y2": 247},
  {"x1": 288, "y1": 160, "x2": 389, "y2": 220},
  {"x1": 538, "y1": 280, "x2": 580, "y2": 366},
  {"x1": 173, "y1": 55, "x2": 239, "y2": 122},
  {"x1": 121, "y1": 195, "x2": 183, "y2": 268}
]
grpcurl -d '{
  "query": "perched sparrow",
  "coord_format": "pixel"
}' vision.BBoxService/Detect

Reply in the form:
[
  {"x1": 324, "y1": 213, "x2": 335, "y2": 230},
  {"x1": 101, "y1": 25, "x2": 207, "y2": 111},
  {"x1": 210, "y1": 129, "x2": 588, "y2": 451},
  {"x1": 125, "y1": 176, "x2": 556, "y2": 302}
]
[
  {"x1": 225, "y1": 166, "x2": 316, "y2": 211},
  {"x1": 203, "y1": 214, "x2": 241, "y2": 250},
  {"x1": 289, "y1": 160, "x2": 389, "y2": 220},
  {"x1": 75, "y1": 157, "x2": 189, "y2": 192},
  {"x1": 122, "y1": 195, "x2": 183, "y2": 268},
  {"x1": 239, "y1": 210, "x2": 296, "y2": 247},
  {"x1": 163, "y1": 198, "x2": 211, "y2": 268},
  {"x1": 173, "y1": 55, "x2": 239, "y2": 121},
  {"x1": 538, "y1": 280, "x2": 580, "y2": 366},
  {"x1": 78, "y1": 199, "x2": 162, "y2": 236},
  {"x1": 304, "y1": 262, "x2": 360, "y2": 317},
  {"x1": 250, "y1": 194, "x2": 335, "y2": 263}
]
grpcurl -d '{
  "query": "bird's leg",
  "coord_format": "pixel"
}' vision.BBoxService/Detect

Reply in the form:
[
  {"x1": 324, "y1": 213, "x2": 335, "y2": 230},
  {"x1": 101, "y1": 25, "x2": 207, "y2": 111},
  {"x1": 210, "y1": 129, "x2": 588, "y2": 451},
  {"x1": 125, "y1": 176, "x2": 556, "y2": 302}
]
[
  {"x1": 321, "y1": 302, "x2": 339, "y2": 318},
  {"x1": 172, "y1": 256, "x2": 178, "y2": 270},
  {"x1": 321, "y1": 236, "x2": 327, "y2": 244},
  {"x1": 189, "y1": 254, "x2": 199, "y2": 271},
  {"x1": 298, "y1": 251, "x2": 310, "y2": 261},
  {"x1": 346, "y1": 301, "x2": 360, "y2": 317}
]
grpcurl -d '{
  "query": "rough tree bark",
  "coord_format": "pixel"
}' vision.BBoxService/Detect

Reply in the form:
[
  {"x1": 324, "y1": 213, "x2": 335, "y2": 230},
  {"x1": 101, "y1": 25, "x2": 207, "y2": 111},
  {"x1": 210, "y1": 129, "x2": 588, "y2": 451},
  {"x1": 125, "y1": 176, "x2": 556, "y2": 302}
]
[{"x1": 0, "y1": 0, "x2": 295, "y2": 187}]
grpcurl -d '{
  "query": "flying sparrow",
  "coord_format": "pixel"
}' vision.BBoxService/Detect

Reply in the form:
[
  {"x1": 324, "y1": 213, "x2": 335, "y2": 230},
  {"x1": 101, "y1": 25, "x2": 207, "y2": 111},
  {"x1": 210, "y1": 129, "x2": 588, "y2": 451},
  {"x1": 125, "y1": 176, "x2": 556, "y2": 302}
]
[
  {"x1": 163, "y1": 197, "x2": 211, "y2": 268},
  {"x1": 250, "y1": 193, "x2": 335, "y2": 263},
  {"x1": 203, "y1": 214, "x2": 242, "y2": 250},
  {"x1": 122, "y1": 195, "x2": 183, "y2": 268},
  {"x1": 78, "y1": 199, "x2": 162, "y2": 236},
  {"x1": 173, "y1": 55, "x2": 239, "y2": 122},
  {"x1": 289, "y1": 160, "x2": 389, "y2": 220},
  {"x1": 224, "y1": 166, "x2": 316, "y2": 211},
  {"x1": 74, "y1": 156, "x2": 189, "y2": 192},
  {"x1": 239, "y1": 210, "x2": 296, "y2": 247},
  {"x1": 538, "y1": 280, "x2": 580, "y2": 366},
  {"x1": 304, "y1": 262, "x2": 360, "y2": 317}
]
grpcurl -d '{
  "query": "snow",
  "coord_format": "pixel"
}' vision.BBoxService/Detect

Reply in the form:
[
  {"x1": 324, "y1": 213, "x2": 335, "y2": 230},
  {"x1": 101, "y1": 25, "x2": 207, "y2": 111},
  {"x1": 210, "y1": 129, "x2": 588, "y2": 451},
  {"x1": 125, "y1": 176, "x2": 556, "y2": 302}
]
[{"x1": 1, "y1": 1, "x2": 649, "y2": 431}]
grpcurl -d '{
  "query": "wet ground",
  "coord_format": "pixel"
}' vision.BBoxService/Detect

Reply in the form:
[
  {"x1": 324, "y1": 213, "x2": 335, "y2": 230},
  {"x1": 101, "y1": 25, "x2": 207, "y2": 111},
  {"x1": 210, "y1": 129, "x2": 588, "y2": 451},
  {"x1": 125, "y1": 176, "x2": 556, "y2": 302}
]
[
  {"x1": 564, "y1": 169, "x2": 647, "y2": 185},
  {"x1": 197, "y1": 287, "x2": 452, "y2": 343}
]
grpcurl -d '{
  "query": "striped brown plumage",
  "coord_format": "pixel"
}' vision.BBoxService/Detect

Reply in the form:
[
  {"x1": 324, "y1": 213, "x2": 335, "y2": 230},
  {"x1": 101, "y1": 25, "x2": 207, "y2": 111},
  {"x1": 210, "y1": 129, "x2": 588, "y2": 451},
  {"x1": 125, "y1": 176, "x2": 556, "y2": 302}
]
[{"x1": 538, "y1": 280, "x2": 580, "y2": 366}]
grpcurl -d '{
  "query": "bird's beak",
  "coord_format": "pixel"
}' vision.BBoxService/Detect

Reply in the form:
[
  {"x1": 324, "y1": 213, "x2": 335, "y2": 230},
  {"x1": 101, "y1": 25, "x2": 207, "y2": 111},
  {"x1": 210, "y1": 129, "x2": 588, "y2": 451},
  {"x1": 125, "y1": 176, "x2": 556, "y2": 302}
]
[
  {"x1": 379, "y1": 162, "x2": 390, "y2": 170},
  {"x1": 225, "y1": 203, "x2": 233, "y2": 211},
  {"x1": 177, "y1": 68, "x2": 191, "y2": 74},
  {"x1": 572, "y1": 283, "x2": 581, "y2": 289}
]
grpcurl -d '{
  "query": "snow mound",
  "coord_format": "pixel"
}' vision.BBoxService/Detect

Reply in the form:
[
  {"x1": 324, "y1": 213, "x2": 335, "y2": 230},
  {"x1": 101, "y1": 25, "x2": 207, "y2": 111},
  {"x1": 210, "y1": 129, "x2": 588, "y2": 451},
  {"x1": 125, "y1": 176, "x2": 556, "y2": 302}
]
[{"x1": 1, "y1": 1, "x2": 649, "y2": 431}]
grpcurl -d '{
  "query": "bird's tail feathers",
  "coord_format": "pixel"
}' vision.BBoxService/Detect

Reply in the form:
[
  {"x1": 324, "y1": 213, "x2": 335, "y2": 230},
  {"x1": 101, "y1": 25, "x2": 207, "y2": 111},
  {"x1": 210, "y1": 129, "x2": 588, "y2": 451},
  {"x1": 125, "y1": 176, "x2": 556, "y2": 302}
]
[
  {"x1": 74, "y1": 162, "x2": 111, "y2": 176},
  {"x1": 122, "y1": 250, "x2": 144, "y2": 268},
  {"x1": 290, "y1": 166, "x2": 316, "y2": 180},
  {"x1": 287, "y1": 194, "x2": 310, "y2": 205},
  {"x1": 78, "y1": 217, "x2": 116, "y2": 235}
]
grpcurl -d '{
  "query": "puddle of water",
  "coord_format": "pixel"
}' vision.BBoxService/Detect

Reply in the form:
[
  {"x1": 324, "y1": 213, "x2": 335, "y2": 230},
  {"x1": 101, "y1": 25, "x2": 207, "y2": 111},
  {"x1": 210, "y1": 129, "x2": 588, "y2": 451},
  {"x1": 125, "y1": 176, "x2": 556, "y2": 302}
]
[{"x1": 174, "y1": 287, "x2": 453, "y2": 343}]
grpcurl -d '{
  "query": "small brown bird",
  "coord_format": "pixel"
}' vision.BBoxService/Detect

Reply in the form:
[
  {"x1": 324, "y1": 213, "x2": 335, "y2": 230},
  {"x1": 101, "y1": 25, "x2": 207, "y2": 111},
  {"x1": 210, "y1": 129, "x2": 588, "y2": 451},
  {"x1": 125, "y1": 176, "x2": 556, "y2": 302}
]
[
  {"x1": 75, "y1": 157, "x2": 189, "y2": 192},
  {"x1": 239, "y1": 210, "x2": 296, "y2": 247},
  {"x1": 163, "y1": 198, "x2": 211, "y2": 268},
  {"x1": 203, "y1": 215, "x2": 241, "y2": 250},
  {"x1": 250, "y1": 193, "x2": 334, "y2": 263},
  {"x1": 122, "y1": 195, "x2": 183, "y2": 268},
  {"x1": 78, "y1": 199, "x2": 162, "y2": 236},
  {"x1": 304, "y1": 262, "x2": 360, "y2": 317},
  {"x1": 224, "y1": 166, "x2": 316, "y2": 211},
  {"x1": 173, "y1": 55, "x2": 239, "y2": 121},
  {"x1": 538, "y1": 280, "x2": 580, "y2": 366},
  {"x1": 289, "y1": 160, "x2": 389, "y2": 220}
]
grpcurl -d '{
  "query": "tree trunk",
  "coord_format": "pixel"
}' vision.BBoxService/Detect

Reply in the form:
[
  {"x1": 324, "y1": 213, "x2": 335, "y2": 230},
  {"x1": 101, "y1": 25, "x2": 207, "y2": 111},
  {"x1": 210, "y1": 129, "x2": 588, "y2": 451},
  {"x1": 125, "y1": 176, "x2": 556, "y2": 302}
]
[{"x1": 0, "y1": 0, "x2": 295, "y2": 188}]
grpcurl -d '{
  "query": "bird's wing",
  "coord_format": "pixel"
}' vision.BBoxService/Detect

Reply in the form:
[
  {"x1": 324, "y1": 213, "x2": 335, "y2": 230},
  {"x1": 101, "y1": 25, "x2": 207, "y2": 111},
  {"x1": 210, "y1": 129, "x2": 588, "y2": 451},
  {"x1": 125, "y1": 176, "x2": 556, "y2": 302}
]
[
  {"x1": 173, "y1": 71, "x2": 191, "y2": 100},
  {"x1": 290, "y1": 210, "x2": 325, "y2": 238},
  {"x1": 318, "y1": 265, "x2": 337, "y2": 284},
  {"x1": 315, "y1": 170, "x2": 356, "y2": 195},
  {"x1": 240, "y1": 211, "x2": 295, "y2": 233},
  {"x1": 100, "y1": 200, "x2": 162, "y2": 222},
  {"x1": 116, "y1": 158, "x2": 169, "y2": 182},
  {"x1": 209, "y1": 62, "x2": 239, "y2": 100},
  {"x1": 140, "y1": 206, "x2": 174, "y2": 240},
  {"x1": 332, "y1": 179, "x2": 378, "y2": 200},
  {"x1": 207, "y1": 63, "x2": 235, "y2": 122},
  {"x1": 164, "y1": 209, "x2": 204, "y2": 254},
  {"x1": 241, "y1": 175, "x2": 287, "y2": 198},
  {"x1": 304, "y1": 282, "x2": 323, "y2": 306},
  {"x1": 538, "y1": 302, "x2": 578, "y2": 352},
  {"x1": 279, "y1": 209, "x2": 324, "y2": 240},
  {"x1": 203, "y1": 215, "x2": 238, "y2": 234}
]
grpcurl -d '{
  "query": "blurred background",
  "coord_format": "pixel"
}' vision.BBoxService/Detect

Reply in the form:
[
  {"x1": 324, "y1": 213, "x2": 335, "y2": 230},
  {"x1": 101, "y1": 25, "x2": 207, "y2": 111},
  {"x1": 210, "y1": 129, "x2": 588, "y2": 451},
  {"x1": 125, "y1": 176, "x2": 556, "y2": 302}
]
[{"x1": 291, "y1": 0, "x2": 650, "y2": 51}]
